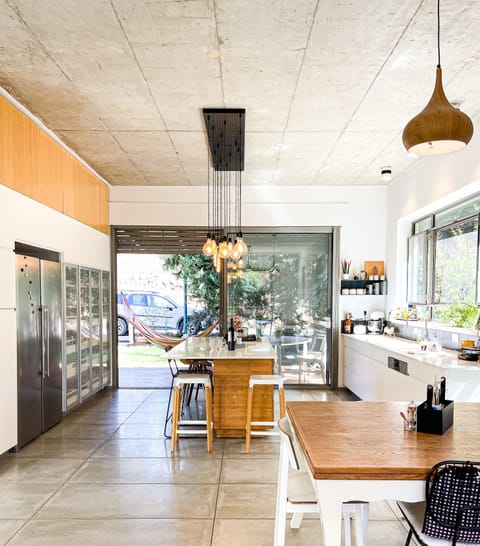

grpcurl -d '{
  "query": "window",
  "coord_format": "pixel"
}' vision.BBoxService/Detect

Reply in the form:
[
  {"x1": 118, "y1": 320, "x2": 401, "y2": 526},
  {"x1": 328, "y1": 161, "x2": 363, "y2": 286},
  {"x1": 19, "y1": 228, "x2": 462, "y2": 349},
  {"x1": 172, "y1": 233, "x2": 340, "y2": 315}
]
[{"x1": 407, "y1": 196, "x2": 480, "y2": 328}]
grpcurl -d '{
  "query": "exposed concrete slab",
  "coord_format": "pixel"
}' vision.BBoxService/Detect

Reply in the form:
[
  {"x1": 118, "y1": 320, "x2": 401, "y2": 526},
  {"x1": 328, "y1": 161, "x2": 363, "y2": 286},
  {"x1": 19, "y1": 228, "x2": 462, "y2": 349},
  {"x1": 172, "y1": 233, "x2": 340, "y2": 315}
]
[{"x1": 0, "y1": 0, "x2": 479, "y2": 187}]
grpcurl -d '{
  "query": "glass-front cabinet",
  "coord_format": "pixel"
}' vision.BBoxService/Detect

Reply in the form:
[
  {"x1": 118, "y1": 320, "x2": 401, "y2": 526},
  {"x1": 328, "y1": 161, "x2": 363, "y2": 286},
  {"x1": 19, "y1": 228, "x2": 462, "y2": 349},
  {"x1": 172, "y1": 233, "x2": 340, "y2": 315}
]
[
  {"x1": 101, "y1": 271, "x2": 111, "y2": 387},
  {"x1": 63, "y1": 264, "x2": 80, "y2": 410},
  {"x1": 90, "y1": 269, "x2": 102, "y2": 392},
  {"x1": 63, "y1": 264, "x2": 111, "y2": 411}
]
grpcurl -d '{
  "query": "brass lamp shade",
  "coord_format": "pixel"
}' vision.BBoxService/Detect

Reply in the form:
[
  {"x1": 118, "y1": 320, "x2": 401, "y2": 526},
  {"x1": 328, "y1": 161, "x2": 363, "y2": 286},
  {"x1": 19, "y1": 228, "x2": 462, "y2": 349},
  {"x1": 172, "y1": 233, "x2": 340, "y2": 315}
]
[{"x1": 402, "y1": 67, "x2": 474, "y2": 156}]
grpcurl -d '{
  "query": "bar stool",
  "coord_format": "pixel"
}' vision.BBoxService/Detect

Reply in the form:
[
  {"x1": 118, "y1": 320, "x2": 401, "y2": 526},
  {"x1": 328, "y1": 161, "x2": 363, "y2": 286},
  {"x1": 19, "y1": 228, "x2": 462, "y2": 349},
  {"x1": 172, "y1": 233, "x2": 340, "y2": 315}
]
[
  {"x1": 245, "y1": 374, "x2": 286, "y2": 453},
  {"x1": 170, "y1": 373, "x2": 213, "y2": 453}
]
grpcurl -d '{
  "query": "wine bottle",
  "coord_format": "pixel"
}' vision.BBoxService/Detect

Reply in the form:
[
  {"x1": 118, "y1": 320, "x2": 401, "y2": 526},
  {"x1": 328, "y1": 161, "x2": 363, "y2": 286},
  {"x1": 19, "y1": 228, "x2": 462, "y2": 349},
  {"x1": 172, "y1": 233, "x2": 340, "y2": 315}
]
[{"x1": 228, "y1": 318, "x2": 236, "y2": 351}]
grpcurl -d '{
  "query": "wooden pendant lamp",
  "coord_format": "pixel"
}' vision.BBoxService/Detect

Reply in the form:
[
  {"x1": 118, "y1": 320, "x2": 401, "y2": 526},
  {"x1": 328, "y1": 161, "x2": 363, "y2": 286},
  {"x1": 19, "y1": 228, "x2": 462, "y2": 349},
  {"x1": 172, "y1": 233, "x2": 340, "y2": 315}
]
[{"x1": 402, "y1": 0, "x2": 474, "y2": 156}]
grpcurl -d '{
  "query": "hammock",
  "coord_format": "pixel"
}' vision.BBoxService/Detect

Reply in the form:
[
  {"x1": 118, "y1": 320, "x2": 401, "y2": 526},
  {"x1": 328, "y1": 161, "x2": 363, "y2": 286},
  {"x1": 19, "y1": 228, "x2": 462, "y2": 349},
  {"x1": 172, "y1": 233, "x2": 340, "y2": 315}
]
[{"x1": 120, "y1": 291, "x2": 218, "y2": 349}]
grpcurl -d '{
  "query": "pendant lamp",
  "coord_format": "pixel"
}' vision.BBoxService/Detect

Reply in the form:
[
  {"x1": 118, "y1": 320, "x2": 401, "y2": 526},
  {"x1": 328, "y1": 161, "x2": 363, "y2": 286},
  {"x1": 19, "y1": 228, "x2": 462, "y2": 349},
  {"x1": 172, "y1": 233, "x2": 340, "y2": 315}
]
[
  {"x1": 202, "y1": 108, "x2": 247, "y2": 267},
  {"x1": 402, "y1": 0, "x2": 473, "y2": 156}
]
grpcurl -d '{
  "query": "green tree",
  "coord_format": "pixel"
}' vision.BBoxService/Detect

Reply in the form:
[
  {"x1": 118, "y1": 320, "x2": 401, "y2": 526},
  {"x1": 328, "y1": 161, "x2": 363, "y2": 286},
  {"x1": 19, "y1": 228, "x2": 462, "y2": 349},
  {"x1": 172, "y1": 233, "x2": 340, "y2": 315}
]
[{"x1": 163, "y1": 255, "x2": 220, "y2": 317}]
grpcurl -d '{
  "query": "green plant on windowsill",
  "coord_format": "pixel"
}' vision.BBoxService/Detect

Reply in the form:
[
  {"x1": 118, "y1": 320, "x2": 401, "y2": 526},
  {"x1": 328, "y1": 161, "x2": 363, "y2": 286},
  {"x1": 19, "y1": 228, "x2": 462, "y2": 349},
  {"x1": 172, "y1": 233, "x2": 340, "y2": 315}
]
[{"x1": 439, "y1": 302, "x2": 479, "y2": 328}]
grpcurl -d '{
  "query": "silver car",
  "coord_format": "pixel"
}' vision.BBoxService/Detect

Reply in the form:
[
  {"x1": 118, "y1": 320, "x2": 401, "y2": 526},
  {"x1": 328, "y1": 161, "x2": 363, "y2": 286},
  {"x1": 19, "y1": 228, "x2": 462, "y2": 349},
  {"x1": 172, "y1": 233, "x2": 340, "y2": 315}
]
[{"x1": 117, "y1": 291, "x2": 188, "y2": 336}]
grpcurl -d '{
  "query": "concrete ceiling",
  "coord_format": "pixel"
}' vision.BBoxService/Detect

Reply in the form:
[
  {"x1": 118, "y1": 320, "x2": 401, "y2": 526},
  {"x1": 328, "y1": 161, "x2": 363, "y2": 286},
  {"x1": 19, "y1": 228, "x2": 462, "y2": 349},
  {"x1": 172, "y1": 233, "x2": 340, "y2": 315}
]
[{"x1": 0, "y1": 0, "x2": 479, "y2": 187}]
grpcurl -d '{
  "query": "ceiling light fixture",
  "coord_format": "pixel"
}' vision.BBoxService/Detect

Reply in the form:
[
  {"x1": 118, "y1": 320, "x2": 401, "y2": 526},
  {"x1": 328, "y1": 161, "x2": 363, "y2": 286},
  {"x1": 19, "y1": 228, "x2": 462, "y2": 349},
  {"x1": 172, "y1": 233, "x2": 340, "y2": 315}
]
[
  {"x1": 202, "y1": 108, "x2": 247, "y2": 271},
  {"x1": 381, "y1": 167, "x2": 392, "y2": 182},
  {"x1": 402, "y1": 0, "x2": 474, "y2": 156}
]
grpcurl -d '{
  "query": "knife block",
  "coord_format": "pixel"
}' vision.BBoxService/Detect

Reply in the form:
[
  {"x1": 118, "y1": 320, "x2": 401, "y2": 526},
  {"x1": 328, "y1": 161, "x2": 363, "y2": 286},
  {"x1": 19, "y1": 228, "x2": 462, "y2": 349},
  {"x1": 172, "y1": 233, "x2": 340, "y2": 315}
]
[{"x1": 416, "y1": 400, "x2": 454, "y2": 435}]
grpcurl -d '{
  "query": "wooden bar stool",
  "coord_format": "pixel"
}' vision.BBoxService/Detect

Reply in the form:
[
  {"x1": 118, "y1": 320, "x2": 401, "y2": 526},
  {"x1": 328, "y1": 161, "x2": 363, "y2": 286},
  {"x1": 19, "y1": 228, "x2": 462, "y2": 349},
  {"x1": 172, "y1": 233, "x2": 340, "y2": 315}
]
[
  {"x1": 245, "y1": 374, "x2": 286, "y2": 453},
  {"x1": 170, "y1": 373, "x2": 213, "y2": 453}
]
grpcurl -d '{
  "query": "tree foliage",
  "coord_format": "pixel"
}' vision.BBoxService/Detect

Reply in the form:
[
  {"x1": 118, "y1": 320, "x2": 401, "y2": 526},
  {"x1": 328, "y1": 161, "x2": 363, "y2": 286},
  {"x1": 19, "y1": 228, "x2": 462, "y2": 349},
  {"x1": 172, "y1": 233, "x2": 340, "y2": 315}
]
[{"x1": 163, "y1": 254, "x2": 220, "y2": 316}]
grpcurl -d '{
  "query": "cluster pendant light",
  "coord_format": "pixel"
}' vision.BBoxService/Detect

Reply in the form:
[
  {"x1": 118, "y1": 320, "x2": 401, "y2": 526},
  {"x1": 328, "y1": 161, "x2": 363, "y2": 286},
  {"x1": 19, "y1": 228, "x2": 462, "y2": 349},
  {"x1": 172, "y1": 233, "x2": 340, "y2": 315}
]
[
  {"x1": 202, "y1": 108, "x2": 247, "y2": 271},
  {"x1": 402, "y1": 0, "x2": 473, "y2": 156}
]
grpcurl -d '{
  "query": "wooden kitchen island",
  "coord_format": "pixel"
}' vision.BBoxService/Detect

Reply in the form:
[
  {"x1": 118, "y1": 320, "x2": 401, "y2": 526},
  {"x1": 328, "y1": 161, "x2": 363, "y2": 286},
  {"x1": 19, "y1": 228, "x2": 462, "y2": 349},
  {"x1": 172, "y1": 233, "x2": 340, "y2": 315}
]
[{"x1": 167, "y1": 336, "x2": 276, "y2": 437}]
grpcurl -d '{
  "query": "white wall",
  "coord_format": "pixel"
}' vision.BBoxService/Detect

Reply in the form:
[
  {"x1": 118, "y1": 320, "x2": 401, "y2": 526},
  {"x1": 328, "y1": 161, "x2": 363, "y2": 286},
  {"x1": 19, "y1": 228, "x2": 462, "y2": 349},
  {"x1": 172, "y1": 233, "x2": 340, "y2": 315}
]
[
  {"x1": 386, "y1": 124, "x2": 480, "y2": 315},
  {"x1": 0, "y1": 184, "x2": 110, "y2": 455}
]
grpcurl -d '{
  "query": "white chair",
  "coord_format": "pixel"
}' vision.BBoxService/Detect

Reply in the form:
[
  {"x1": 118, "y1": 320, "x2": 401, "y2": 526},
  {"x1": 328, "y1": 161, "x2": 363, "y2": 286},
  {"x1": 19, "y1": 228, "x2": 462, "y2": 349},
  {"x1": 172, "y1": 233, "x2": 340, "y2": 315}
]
[
  {"x1": 170, "y1": 373, "x2": 213, "y2": 453},
  {"x1": 245, "y1": 374, "x2": 286, "y2": 453},
  {"x1": 274, "y1": 416, "x2": 369, "y2": 546},
  {"x1": 297, "y1": 331, "x2": 327, "y2": 384}
]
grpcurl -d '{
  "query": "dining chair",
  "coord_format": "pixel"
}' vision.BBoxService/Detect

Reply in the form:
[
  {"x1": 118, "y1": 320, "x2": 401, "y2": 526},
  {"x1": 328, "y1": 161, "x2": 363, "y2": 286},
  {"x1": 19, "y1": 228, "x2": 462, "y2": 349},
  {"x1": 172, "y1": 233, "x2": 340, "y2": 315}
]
[
  {"x1": 297, "y1": 331, "x2": 327, "y2": 384},
  {"x1": 397, "y1": 460, "x2": 480, "y2": 546},
  {"x1": 274, "y1": 416, "x2": 369, "y2": 546}
]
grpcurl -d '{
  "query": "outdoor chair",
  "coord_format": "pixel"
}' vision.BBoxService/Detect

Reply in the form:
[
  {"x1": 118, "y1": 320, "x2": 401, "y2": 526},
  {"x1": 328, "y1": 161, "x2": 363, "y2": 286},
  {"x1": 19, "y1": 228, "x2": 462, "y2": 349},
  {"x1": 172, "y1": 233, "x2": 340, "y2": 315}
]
[
  {"x1": 397, "y1": 460, "x2": 480, "y2": 545},
  {"x1": 297, "y1": 330, "x2": 327, "y2": 384}
]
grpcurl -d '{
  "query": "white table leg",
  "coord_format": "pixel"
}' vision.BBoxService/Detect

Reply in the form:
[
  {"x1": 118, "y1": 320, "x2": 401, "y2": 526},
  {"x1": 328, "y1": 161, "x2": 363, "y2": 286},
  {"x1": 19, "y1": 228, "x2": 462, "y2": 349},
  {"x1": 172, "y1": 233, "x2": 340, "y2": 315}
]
[{"x1": 319, "y1": 501, "x2": 343, "y2": 546}]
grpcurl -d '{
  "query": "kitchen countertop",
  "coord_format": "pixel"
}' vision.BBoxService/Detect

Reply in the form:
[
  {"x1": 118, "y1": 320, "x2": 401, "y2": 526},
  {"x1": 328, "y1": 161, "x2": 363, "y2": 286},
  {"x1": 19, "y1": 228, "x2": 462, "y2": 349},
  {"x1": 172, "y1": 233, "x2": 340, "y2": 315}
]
[
  {"x1": 343, "y1": 334, "x2": 480, "y2": 371},
  {"x1": 167, "y1": 335, "x2": 275, "y2": 360}
]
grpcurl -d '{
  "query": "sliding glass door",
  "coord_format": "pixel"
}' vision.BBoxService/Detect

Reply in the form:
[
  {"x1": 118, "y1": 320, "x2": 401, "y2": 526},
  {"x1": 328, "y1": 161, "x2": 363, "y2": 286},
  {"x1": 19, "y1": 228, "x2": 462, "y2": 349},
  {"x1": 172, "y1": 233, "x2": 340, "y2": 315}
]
[{"x1": 227, "y1": 231, "x2": 333, "y2": 386}]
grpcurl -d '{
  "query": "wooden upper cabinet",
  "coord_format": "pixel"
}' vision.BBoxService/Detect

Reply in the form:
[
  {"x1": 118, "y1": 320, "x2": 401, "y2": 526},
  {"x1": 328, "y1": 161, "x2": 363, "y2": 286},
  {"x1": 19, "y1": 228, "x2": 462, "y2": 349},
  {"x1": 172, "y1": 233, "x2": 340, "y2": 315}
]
[{"x1": 0, "y1": 97, "x2": 109, "y2": 234}]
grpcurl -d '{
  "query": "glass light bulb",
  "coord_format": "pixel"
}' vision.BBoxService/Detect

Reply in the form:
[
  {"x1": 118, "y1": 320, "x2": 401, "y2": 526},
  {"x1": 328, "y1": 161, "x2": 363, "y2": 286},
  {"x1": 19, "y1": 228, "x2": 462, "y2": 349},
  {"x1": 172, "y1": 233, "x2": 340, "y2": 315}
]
[
  {"x1": 202, "y1": 238, "x2": 214, "y2": 256},
  {"x1": 218, "y1": 240, "x2": 230, "y2": 258},
  {"x1": 233, "y1": 236, "x2": 247, "y2": 257},
  {"x1": 231, "y1": 247, "x2": 241, "y2": 260}
]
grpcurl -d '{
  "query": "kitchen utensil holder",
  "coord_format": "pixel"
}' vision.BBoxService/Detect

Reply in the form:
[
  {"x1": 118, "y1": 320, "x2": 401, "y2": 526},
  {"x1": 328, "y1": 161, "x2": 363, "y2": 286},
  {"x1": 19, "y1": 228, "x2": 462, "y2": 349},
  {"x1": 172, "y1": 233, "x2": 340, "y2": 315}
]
[{"x1": 416, "y1": 400, "x2": 454, "y2": 435}]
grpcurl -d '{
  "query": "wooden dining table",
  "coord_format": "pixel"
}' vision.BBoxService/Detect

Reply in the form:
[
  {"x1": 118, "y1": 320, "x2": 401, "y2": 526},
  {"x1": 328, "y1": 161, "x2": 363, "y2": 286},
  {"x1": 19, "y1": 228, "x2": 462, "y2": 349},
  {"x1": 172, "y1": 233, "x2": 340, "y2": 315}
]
[{"x1": 286, "y1": 400, "x2": 480, "y2": 546}]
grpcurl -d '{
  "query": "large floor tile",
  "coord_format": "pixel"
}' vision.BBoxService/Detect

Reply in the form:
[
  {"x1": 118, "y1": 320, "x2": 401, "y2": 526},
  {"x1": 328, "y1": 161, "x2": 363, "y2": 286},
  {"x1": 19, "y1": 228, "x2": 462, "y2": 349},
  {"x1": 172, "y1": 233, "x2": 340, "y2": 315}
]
[
  {"x1": 8, "y1": 518, "x2": 213, "y2": 546},
  {"x1": 0, "y1": 483, "x2": 58, "y2": 518},
  {"x1": 220, "y1": 458, "x2": 278, "y2": 484},
  {"x1": 14, "y1": 438, "x2": 105, "y2": 459},
  {"x1": 366, "y1": 520, "x2": 409, "y2": 545},
  {"x1": 216, "y1": 483, "x2": 277, "y2": 518},
  {"x1": 0, "y1": 520, "x2": 24, "y2": 544},
  {"x1": 112, "y1": 424, "x2": 167, "y2": 439},
  {"x1": 123, "y1": 412, "x2": 169, "y2": 425},
  {"x1": 64, "y1": 411, "x2": 132, "y2": 425},
  {"x1": 35, "y1": 483, "x2": 218, "y2": 519},
  {"x1": 212, "y1": 519, "x2": 275, "y2": 546},
  {"x1": 134, "y1": 400, "x2": 169, "y2": 413},
  {"x1": 223, "y1": 437, "x2": 279, "y2": 458},
  {"x1": 0, "y1": 457, "x2": 84, "y2": 484},
  {"x1": 70, "y1": 457, "x2": 222, "y2": 484},
  {"x1": 93, "y1": 437, "x2": 224, "y2": 459},
  {"x1": 42, "y1": 422, "x2": 119, "y2": 439},
  {"x1": 78, "y1": 400, "x2": 144, "y2": 413}
]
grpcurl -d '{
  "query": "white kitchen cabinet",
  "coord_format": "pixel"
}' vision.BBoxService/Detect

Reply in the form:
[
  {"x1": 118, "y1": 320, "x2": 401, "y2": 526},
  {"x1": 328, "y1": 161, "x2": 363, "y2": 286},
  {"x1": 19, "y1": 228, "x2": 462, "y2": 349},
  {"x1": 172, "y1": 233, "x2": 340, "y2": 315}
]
[{"x1": 343, "y1": 334, "x2": 479, "y2": 402}]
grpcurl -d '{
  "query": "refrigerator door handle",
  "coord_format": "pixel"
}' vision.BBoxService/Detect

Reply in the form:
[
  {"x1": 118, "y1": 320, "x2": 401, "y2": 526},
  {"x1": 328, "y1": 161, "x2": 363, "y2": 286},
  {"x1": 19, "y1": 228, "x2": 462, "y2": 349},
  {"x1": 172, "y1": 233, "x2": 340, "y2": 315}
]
[
  {"x1": 44, "y1": 306, "x2": 50, "y2": 378},
  {"x1": 41, "y1": 305, "x2": 47, "y2": 377},
  {"x1": 37, "y1": 306, "x2": 43, "y2": 376}
]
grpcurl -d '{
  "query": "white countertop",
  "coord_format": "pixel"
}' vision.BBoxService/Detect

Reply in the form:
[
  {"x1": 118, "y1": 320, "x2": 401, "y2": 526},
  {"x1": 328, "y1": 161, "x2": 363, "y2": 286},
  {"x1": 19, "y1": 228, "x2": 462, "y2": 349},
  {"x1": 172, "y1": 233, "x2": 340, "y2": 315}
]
[
  {"x1": 167, "y1": 336, "x2": 276, "y2": 360},
  {"x1": 343, "y1": 334, "x2": 480, "y2": 371}
]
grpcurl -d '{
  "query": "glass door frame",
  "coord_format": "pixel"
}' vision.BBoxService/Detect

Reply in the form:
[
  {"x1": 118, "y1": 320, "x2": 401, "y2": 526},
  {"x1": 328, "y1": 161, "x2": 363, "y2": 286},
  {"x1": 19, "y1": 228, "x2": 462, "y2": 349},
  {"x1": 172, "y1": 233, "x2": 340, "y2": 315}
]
[
  {"x1": 226, "y1": 226, "x2": 340, "y2": 388},
  {"x1": 110, "y1": 225, "x2": 340, "y2": 389}
]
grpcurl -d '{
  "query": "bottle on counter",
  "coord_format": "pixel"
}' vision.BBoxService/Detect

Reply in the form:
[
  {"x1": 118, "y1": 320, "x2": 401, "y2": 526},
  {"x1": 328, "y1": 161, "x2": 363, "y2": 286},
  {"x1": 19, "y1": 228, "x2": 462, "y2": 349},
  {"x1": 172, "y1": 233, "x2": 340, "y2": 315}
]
[
  {"x1": 227, "y1": 318, "x2": 236, "y2": 351},
  {"x1": 343, "y1": 312, "x2": 353, "y2": 334}
]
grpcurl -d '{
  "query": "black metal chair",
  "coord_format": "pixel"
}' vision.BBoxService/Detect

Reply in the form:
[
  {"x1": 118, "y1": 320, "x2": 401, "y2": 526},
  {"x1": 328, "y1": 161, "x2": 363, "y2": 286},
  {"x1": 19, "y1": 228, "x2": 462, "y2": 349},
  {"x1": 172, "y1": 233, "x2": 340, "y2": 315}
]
[{"x1": 397, "y1": 460, "x2": 480, "y2": 545}]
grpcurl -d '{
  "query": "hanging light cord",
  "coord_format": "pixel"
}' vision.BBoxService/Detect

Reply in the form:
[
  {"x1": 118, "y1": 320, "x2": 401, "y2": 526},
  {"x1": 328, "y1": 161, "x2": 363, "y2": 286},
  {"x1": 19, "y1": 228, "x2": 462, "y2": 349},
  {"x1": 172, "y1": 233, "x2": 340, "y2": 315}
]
[{"x1": 436, "y1": 0, "x2": 441, "y2": 68}]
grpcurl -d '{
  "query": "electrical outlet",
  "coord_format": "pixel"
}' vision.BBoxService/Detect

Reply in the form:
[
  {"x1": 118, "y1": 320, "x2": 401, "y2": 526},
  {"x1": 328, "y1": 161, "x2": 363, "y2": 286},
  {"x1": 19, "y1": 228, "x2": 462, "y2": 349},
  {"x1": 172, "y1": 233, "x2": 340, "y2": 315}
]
[{"x1": 452, "y1": 333, "x2": 459, "y2": 344}]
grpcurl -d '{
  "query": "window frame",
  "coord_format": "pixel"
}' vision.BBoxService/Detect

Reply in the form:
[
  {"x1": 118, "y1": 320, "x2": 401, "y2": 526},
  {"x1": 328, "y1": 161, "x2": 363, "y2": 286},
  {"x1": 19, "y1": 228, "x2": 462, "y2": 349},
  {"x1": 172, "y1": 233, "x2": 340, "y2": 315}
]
[{"x1": 407, "y1": 194, "x2": 480, "y2": 323}]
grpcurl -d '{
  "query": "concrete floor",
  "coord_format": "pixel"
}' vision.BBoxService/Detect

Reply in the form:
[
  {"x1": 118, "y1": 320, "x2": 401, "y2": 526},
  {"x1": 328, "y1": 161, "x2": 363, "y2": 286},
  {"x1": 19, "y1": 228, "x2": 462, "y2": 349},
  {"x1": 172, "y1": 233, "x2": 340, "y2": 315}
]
[{"x1": 0, "y1": 388, "x2": 409, "y2": 545}]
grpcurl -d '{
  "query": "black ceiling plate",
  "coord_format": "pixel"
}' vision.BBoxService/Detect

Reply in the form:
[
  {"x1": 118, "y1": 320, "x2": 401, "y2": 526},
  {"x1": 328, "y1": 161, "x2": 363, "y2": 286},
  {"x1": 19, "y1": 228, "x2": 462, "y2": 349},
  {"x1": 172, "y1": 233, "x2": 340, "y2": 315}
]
[{"x1": 202, "y1": 108, "x2": 245, "y2": 171}]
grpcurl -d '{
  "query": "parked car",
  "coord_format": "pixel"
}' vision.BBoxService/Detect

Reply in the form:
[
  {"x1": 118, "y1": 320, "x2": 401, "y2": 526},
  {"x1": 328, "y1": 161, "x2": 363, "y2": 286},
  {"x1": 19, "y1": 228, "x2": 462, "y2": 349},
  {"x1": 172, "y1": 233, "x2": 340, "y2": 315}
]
[
  {"x1": 117, "y1": 291, "x2": 194, "y2": 337},
  {"x1": 117, "y1": 291, "x2": 213, "y2": 337}
]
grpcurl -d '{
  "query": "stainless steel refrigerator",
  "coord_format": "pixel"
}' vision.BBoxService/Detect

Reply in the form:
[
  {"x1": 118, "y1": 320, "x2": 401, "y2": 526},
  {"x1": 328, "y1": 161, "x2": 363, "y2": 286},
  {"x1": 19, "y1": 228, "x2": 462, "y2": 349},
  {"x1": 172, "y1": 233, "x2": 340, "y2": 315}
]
[{"x1": 16, "y1": 245, "x2": 62, "y2": 449}]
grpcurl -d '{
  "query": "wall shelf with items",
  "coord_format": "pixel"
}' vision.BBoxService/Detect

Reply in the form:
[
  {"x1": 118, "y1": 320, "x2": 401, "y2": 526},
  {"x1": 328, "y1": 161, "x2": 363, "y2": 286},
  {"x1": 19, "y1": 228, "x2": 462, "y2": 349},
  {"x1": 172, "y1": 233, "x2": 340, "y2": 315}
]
[{"x1": 340, "y1": 279, "x2": 387, "y2": 296}]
